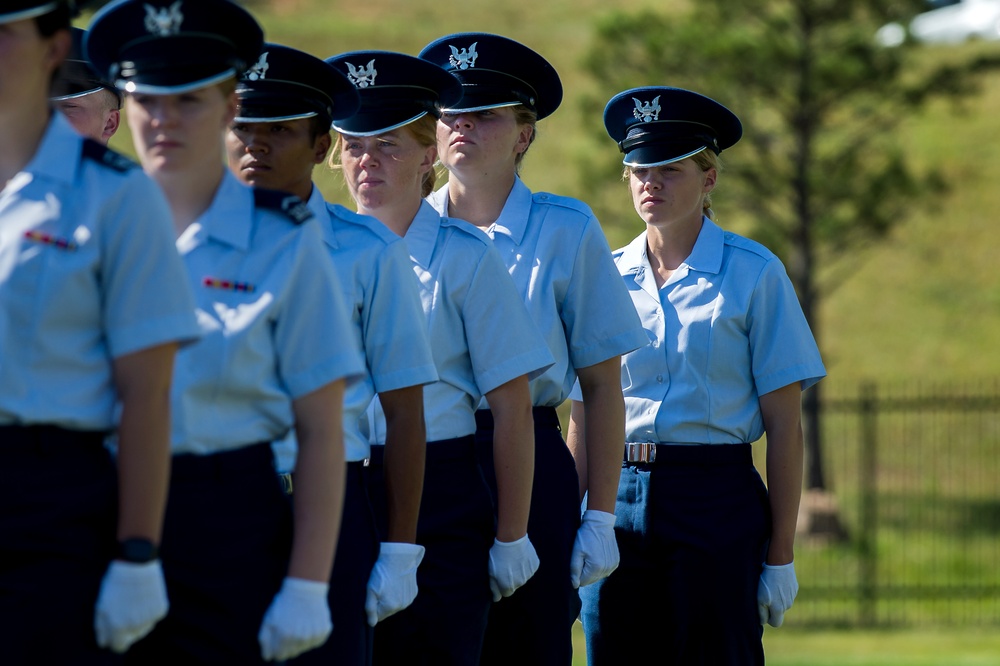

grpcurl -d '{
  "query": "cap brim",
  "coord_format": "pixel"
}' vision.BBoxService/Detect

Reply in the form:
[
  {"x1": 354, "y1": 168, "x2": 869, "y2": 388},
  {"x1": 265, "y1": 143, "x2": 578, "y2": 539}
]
[
  {"x1": 0, "y1": 3, "x2": 59, "y2": 24},
  {"x1": 233, "y1": 110, "x2": 319, "y2": 123},
  {"x1": 334, "y1": 110, "x2": 430, "y2": 137},
  {"x1": 51, "y1": 86, "x2": 105, "y2": 101},
  {"x1": 623, "y1": 145, "x2": 709, "y2": 168},
  {"x1": 119, "y1": 68, "x2": 236, "y2": 96}
]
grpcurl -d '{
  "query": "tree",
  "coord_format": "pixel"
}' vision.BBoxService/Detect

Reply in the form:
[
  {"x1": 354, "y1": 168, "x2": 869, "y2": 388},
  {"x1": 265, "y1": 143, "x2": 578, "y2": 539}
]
[{"x1": 577, "y1": 0, "x2": 1000, "y2": 536}]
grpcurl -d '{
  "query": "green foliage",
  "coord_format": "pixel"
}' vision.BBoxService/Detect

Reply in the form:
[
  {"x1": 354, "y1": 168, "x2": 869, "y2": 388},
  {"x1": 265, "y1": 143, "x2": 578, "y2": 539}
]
[{"x1": 577, "y1": 0, "x2": 1000, "y2": 304}]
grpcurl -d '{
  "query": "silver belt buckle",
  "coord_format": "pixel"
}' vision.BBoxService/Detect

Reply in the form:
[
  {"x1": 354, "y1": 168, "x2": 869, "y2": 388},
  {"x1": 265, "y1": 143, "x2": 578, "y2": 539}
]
[{"x1": 625, "y1": 442, "x2": 656, "y2": 464}]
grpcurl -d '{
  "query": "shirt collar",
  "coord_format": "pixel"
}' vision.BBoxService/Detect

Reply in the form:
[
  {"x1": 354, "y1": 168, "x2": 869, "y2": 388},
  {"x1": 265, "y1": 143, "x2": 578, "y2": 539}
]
[
  {"x1": 491, "y1": 176, "x2": 532, "y2": 244},
  {"x1": 197, "y1": 171, "x2": 255, "y2": 251},
  {"x1": 304, "y1": 185, "x2": 341, "y2": 251},
  {"x1": 618, "y1": 216, "x2": 725, "y2": 276},
  {"x1": 405, "y1": 200, "x2": 442, "y2": 269},
  {"x1": 27, "y1": 113, "x2": 83, "y2": 186},
  {"x1": 685, "y1": 217, "x2": 725, "y2": 275}
]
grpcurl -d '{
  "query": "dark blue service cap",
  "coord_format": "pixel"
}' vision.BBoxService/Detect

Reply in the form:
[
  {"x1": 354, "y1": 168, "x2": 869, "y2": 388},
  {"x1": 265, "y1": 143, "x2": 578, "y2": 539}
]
[
  {"x1": 85, "y1": 0, "x2": 263, "y2": 95},
  {"x1": 235, "y1": 44, "x2": 360, "y2": 126},
  {"x1": 52, "y1": 27, "x2": 123, "y2": 107},
  {"x1": 604, "y1": 86, "x2": 742, "y2": 168},
  {"x1": 325, "y1": 51, "x2": 462, "y2": 136},
  {"x1": 0, "y1": 1, "x2": 76, "y2": 24},
  {"x1": 418, "y1": 32, "x2": 562, "y2": 120}
]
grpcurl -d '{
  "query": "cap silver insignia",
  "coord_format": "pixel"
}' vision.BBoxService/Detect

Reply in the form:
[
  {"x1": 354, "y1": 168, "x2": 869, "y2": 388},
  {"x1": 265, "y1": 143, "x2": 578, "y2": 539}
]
[
  {"x1": 246, "y1": 52, "x2": 269, "y2": 81},
  {"x1": 144, "y1": 1, "x2": 184, "y2": 37},
  {"x1": 345, "y1": 59, "x2": 377, "y2": 88},
  {"x1": 632, "y1": 95, "x2": 661, "y2": 122},
  {"x1": 448, "y1": 42, "x2": 478, "y2": 70}
]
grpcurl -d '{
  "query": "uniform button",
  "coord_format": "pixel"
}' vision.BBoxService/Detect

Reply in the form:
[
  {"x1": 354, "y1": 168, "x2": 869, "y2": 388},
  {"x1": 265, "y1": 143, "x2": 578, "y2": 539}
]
[{"x1": 656, "y1": 374, "x2": 663, "y2": 383}]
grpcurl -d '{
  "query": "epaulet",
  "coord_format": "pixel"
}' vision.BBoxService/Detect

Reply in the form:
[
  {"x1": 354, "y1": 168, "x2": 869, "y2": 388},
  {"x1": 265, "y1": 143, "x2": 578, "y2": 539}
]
[
  {"x1": 81, "y1": 139, "x2": 137, "y2": 172},
  {"x1": 531, "y1": 191, "x2": 593, "y2": 216},
  {"x1": 253, "y1": 188, "x2": 314, "y2": 225},
  {"x1": 724, "y1": 230, "x2": 777, "y2": 262}
]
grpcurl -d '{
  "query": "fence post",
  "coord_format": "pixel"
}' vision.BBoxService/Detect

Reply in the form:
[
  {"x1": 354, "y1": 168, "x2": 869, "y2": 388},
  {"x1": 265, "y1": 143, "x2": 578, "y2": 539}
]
[{"x1": 858, "y1": 381, "x2": 878, "y2": 626}]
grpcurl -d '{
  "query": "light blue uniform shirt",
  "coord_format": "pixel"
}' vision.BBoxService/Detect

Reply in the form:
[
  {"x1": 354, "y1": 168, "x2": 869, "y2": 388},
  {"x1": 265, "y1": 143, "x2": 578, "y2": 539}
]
[
  {"x1": 271, "y1": 188, "x2": 438, "y2": 471},
  {"x1": 428, "y1": 178, "x2": 646, "y2": 407},
  {"x1": 573, "y1": 217, "x2": 825, "y2": 445},
  {"x1": 171, "y1": 172, "x2": 364, "y2": 455},
  {"x1": 367, "y1": 201, "x2": 554, "y2": 444},
  {"x1": 0, "y1": 114, "x2": 200, "y2": 431}
]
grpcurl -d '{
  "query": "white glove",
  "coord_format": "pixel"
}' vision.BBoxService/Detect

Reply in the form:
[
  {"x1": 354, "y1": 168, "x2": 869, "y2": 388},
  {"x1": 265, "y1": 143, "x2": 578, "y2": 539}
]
[
  {"x1": 258, "y1": 577, "x2": 332, "y2": 661},
  {"x1": 569, "y1": 509, "x2": 619, "y2": 589},
  {"x1": 94, "y1": 560, "x2": 169, "y2": 653},
  {"x1": 365, "y1": 542, "x2": 426, "y2": 626},
  {"x1": 488, "y1": 535, "x2": 540, "y2": 602},
  {"x1": 757, "y1": 562, "x2": 799, "y2": 627}
]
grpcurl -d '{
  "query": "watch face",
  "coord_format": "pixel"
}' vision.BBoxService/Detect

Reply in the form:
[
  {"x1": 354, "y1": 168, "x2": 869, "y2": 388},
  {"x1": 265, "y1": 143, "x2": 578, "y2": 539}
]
[{"x1": 119, "y1": 538, "x2": 158, "y2": 563}]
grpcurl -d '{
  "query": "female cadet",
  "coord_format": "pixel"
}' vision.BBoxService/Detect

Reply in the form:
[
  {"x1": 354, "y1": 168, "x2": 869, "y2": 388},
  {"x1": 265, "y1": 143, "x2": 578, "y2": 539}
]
[
  {"x1": 324, "y1": 50, "x2": 555, "y2": 666},
  {"x1": 418, "y1": 33, "x2": 648, "y2": 666},
  {"x1": 225, "y1": 43, "x2": 439, "y2": 666},
  {"x1": 574, "y1": 86, "x2": 826, "y2": 665},
  {"x1": 0, "y1": 1, "x2": 199, "y2": 662},
  {"x1": 86, "y1": 1, "x2": 365, "y2": 663}
]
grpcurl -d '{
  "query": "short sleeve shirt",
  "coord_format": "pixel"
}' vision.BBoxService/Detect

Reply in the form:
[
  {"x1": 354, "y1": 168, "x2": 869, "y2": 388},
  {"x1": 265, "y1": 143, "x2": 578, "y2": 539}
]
[
  {"x1": 609, "y1": 218, "x2": 826, "y2": 444},
  {"x1": 271, "y1": 188, "x2": 438, "y2": 469},
  {"x1": 171, "y1": 173, "x2": 364, "y2": 455},
  {"x1": 367, "y1": 201, "x2": 554, "y2": 444},
  {"x1": 0, "y1": 114, "x2": 200, "y2": 431},
  {"x1": 428, "y1": 179, "x2": 646, "y2": 407}
]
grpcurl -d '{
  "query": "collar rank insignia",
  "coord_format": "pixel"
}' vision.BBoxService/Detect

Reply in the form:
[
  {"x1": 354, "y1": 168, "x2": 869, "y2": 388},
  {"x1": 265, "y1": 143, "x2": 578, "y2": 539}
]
[
  {"x1": 632, "y1": 95, "x2": 661, "y2": 122},
  {"x1": 144, "y1": 1, "x2": 184, "y2": 36},
  {"x1": 345, "y1": 59, "x2": 377, "y2": 88},
  {"x1": 448, "y1": 42, "x2": 478, "y2": 70},
  {"x1": 245, "y1": 52, "x2": 269, "y2": 81}
]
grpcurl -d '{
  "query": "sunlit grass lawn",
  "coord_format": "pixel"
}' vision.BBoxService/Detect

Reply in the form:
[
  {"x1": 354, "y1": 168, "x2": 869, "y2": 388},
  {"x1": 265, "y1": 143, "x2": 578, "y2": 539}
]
[{"x1": 571, "y1": 622, "x2": 1000, "y2": 665}]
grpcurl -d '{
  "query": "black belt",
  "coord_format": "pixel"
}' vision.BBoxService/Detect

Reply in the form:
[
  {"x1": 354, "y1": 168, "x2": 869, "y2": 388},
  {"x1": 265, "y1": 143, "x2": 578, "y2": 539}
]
[
  {"x1": 366, "y1": 434, "x2": 476, "y2": 466},
  {"x1": 624, "y1": 442, "x2": 752, "y2": 465},
  {"x1": 1, "y1": 424, "x2": 108, "y2": 460},
  {"x1": 171, "y1": 441, "x2": 274, "y2": 481},
  {"x1": 475, "y1": 406, "x2": 560, "y2": 431}
]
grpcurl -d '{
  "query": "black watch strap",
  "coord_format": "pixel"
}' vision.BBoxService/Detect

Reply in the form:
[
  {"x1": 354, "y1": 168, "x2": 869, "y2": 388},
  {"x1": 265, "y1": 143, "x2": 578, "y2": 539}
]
[{"x1": 117, "y1": 538, "x2": 159, "y2": 564}]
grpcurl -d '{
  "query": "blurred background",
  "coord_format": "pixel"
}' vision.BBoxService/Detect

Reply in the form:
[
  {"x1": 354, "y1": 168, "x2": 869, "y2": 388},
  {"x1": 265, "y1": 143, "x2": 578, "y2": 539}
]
[{"x1": 78, "y1": 1, "x2": 1000, "y2": 663}]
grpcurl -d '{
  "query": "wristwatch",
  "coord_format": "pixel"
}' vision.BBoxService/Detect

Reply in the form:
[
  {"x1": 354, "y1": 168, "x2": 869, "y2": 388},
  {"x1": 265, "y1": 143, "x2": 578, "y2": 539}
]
[{"x1": 117, "y1": 538, "x2": 159, "y2": 564}]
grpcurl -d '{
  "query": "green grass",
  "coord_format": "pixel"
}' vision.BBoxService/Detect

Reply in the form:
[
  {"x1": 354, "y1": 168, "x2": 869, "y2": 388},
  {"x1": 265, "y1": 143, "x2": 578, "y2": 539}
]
[{"x1": 570, "y1": 622, "x2": 1000, "y2": 665}]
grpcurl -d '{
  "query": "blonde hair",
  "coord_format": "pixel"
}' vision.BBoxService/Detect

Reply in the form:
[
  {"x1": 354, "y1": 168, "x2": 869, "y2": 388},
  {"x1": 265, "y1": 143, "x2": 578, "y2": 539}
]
[
  {"x1": 622, "y1": 148, "x2": 724, "y2": 220},
  {"x1": 329, "y1": 114, "x2": 440, "y2": 199},
  {"x1": 511, "y1": 105, "x2": 537, "y2": 173}
]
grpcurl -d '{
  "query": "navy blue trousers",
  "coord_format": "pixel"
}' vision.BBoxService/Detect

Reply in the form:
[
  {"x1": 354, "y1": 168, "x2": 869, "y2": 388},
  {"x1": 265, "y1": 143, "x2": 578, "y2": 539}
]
[
  {"x1": 291, "y1": 461, "x2": 379, "y2": 666},
  {"x1": 1, "y1": 425, "x2": 120, "y2": 666},
  {"x1": 581, "y1": 444, "x2": 769, "y2": 666},
  {"x1": 475, "y1": 407, "x2": 582, "y2": 666},
  {"x1": 125, "y1": 442, "x2": 291, "y2": 665},
  {"x1": 367, "y1": 435, "x2": 494, "y2": 666}
]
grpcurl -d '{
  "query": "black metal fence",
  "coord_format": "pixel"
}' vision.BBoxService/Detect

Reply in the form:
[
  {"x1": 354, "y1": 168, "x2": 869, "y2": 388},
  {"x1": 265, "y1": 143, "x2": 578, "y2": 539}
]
[{"x1": 773, "y1": 380, "x2": 1000, "y2": 627}]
